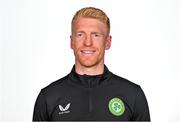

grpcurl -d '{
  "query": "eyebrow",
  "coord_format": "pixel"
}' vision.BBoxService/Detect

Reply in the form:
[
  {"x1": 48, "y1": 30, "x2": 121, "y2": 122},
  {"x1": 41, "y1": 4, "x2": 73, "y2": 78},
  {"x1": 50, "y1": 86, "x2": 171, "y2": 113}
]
[
  {"x1": 73, "y1": 31, "x2": 85, "y2": 34},
  {"x1": 74, "y1": 31, "x2": 103, "y2": 34},
  {"x1": 91, "y1": 32, "x2": 103, "y2": 35}
]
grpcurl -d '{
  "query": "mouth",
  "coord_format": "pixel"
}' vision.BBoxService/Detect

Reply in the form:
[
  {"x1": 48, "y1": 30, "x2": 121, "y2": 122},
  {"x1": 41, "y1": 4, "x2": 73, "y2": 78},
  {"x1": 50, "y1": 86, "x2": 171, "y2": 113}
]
[{"x1": 81, "y1": 50, "x2": 96, "y2": 55}]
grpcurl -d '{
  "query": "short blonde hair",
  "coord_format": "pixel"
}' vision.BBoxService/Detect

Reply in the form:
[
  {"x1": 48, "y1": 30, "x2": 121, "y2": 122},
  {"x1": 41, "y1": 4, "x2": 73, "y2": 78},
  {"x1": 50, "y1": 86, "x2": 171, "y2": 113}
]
[{"x1": 71, "y1": 7, "x2": 110, "y2": 34}]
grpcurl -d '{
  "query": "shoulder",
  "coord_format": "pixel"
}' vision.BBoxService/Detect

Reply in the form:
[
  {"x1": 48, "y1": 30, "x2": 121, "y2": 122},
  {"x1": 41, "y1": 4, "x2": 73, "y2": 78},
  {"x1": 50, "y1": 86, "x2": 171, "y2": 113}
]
[
  {"x1": 108, "y1": 73, "x2": 145, "y2": 99},
  {"x1": 40, "y1": 75, "x2": 69, "y2": 96},
  {"x1": 111, "y1": 73, "x2": 140, "y2": 90}
]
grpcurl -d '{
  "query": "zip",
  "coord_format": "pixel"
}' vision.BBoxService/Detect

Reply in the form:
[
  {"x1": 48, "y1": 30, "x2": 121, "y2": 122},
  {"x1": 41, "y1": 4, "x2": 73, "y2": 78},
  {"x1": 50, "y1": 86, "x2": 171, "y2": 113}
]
[
  {"x1": 88, "y1": 90, "x2": 92, "y2": 113},
  {"x1": 88, "y1": 80, "x2": 93, "y2": 113}
]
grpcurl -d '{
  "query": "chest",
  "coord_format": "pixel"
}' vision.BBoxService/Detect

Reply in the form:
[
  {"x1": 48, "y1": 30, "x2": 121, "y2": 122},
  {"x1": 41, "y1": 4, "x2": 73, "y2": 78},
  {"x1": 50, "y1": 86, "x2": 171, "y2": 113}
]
[{"x1": 47, "y1": 87, "x2": 134, "y2": 121}]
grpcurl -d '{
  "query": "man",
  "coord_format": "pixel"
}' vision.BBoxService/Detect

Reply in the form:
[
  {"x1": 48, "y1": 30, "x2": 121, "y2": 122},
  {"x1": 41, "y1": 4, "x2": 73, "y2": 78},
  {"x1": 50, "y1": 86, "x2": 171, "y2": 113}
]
[{"x1": 33, "y1": 7, "x2": 150, "y2": 121}]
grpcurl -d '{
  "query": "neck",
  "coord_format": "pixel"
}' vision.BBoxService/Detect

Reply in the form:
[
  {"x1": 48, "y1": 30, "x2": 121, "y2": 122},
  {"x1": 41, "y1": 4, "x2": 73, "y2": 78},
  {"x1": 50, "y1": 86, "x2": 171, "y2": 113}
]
[{"x1": 75, "y1": 63, "x2": 104, "y2": 76}]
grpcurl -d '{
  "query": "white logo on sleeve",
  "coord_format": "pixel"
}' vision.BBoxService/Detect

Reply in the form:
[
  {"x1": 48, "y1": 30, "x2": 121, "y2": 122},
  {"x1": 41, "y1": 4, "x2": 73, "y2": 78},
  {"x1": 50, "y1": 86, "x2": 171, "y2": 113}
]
[{"x1": 58, "y1": 103, "x2": 71, "y2": 115}]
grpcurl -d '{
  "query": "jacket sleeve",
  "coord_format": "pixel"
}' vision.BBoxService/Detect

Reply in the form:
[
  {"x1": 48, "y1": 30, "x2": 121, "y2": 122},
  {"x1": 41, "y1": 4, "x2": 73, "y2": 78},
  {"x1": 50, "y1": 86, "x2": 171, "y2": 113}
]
[
  {"x1": 132, "y1": 86, "x2": 151, "y2": 121},
  {"x1": 33, "y1": 90, "x2": 49, "y2": 121}
]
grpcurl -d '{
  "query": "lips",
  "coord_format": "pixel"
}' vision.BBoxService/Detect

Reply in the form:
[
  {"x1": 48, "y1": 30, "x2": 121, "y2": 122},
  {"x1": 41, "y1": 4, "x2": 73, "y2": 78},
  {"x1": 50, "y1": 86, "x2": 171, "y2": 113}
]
[{"x1": 81, "y1": 50, "x2": 96, "y2": 55}]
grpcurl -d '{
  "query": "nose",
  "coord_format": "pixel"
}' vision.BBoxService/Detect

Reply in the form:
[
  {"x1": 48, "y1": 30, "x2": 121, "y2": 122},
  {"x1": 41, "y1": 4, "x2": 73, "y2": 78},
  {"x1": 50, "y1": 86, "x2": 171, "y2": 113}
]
[{"x1": 83, "y1": 35, "x2": 93, "y2": 46}]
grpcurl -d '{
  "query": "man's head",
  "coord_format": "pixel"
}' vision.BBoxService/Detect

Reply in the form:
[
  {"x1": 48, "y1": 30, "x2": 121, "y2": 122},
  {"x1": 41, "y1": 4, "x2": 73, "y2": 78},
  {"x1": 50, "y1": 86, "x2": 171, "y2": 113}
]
[{"x1": 70, "y1": 7, "x2": 112, "y2": 70}]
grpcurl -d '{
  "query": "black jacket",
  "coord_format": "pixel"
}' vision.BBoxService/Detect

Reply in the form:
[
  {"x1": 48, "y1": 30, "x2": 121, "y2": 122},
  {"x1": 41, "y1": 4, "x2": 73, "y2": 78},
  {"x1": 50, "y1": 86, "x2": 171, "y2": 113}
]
[{"x1": 33, "y1": 65, "x2": 150, "y2": 121}]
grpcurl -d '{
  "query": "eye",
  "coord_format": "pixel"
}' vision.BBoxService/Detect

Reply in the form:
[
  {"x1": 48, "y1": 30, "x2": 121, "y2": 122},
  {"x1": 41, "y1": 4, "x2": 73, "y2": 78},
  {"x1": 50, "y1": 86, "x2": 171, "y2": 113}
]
[
  {"x1": 77, "y1": 33, "x2": 83, "y2": 37},
  {"x1": 74, "y1": 32, "x2": 85, "y2": 40},
  {"x1": 94, "y1": 34, "x2": 99, "y2": 37},
  {"x1": 92, "y1": 33, "x2": 100, "y2": 37},
  {"x1": 92, "y1": 33, "x2": 104, "y2": 39}
]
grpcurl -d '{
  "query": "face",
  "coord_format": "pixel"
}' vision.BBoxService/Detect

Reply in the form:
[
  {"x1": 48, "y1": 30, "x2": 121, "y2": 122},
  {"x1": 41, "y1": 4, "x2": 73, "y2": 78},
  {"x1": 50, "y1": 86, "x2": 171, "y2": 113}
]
[{"x1": 71, "y1": 17, "x2": 111, "y2": 68}]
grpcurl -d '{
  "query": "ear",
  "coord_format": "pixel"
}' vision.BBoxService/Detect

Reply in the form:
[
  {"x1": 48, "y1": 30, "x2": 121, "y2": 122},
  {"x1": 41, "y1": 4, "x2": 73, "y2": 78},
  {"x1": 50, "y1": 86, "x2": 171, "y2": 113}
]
[
  {"x1": 105, "y1": 35, "x2": 112, "y2": 50},
  {"x1": 70, "y1": 35, "x2": 74, "y2": 49}
]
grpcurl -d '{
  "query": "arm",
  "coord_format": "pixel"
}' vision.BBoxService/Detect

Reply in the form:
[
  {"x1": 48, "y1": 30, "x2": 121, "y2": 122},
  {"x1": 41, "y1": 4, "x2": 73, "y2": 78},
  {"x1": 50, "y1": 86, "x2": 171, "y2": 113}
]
[
  {"x1": 132, "y1": 86, "x2": 151, "y2": 121},
  {"x1": 33, "y1": 90, "x2": 49, "y2": 121}
]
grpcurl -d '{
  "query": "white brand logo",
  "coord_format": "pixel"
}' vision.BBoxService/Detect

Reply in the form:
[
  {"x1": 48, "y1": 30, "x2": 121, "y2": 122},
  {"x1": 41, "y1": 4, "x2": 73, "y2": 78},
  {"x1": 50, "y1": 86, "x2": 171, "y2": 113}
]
[{"x1": 59, "y1": 103, "x2": 71, "y2": 115}]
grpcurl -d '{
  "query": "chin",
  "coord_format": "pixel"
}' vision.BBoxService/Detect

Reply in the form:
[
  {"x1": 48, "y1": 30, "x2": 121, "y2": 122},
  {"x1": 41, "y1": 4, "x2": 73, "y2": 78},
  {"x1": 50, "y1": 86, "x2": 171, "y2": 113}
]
[
  {"x1": 80, "y1": 62, "x2": 97, "y2": 68},
  {"x1": 78, "y1": 59, "x2": 100, "y2": 68},
  {"x1": 76, "y1": 56, "x2": 103, "y2": 68}
]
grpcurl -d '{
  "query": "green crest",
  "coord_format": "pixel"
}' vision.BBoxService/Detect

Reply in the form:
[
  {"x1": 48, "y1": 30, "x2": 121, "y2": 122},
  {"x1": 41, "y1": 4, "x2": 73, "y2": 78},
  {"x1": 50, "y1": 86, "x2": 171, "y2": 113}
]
[{"x1": 108, "y1": 98, "x2": 125, "y2": 116}]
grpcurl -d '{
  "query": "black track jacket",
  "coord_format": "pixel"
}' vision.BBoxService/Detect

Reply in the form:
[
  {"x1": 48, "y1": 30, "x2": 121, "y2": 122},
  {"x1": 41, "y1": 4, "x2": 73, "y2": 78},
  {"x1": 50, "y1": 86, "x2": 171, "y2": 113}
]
[{"x1": 33, "y1": 65, "x2": 150, "y2": 121}]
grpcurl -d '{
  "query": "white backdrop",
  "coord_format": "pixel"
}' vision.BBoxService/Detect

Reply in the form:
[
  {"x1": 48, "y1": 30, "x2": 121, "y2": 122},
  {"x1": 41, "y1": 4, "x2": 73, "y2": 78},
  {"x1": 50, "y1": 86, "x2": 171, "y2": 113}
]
[{"x1": 0, "y1": 0, "x2": 180, "y2": 121}]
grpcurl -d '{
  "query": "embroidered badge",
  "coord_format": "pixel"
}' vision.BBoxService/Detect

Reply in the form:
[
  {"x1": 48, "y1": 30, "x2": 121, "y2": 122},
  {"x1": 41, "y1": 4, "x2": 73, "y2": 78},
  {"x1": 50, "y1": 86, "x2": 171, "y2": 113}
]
[{"x1": 108, "y1": 98, "x2": 125, "y2": 116}]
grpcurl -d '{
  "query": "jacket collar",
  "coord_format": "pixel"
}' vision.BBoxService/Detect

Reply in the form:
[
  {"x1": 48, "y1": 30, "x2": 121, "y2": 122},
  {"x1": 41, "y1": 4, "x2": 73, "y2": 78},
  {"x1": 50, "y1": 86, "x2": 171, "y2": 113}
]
[{"x1": 68, "y1": 65, "x2": 112, "y2": 88}]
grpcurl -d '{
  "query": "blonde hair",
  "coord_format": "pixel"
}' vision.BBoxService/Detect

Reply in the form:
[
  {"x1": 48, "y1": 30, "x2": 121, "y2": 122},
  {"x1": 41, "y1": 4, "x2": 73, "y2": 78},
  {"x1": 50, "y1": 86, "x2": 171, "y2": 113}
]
[{"x1": 71, "y1": 7, "x2": 110, "y2": 34}]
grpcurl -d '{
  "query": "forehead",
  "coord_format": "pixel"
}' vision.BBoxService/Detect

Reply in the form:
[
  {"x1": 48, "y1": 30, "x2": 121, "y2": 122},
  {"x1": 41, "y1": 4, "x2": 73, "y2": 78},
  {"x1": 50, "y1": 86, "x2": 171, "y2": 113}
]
[{"x1": 73, "y1": 17, "x2": 108, "y2": 33}]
